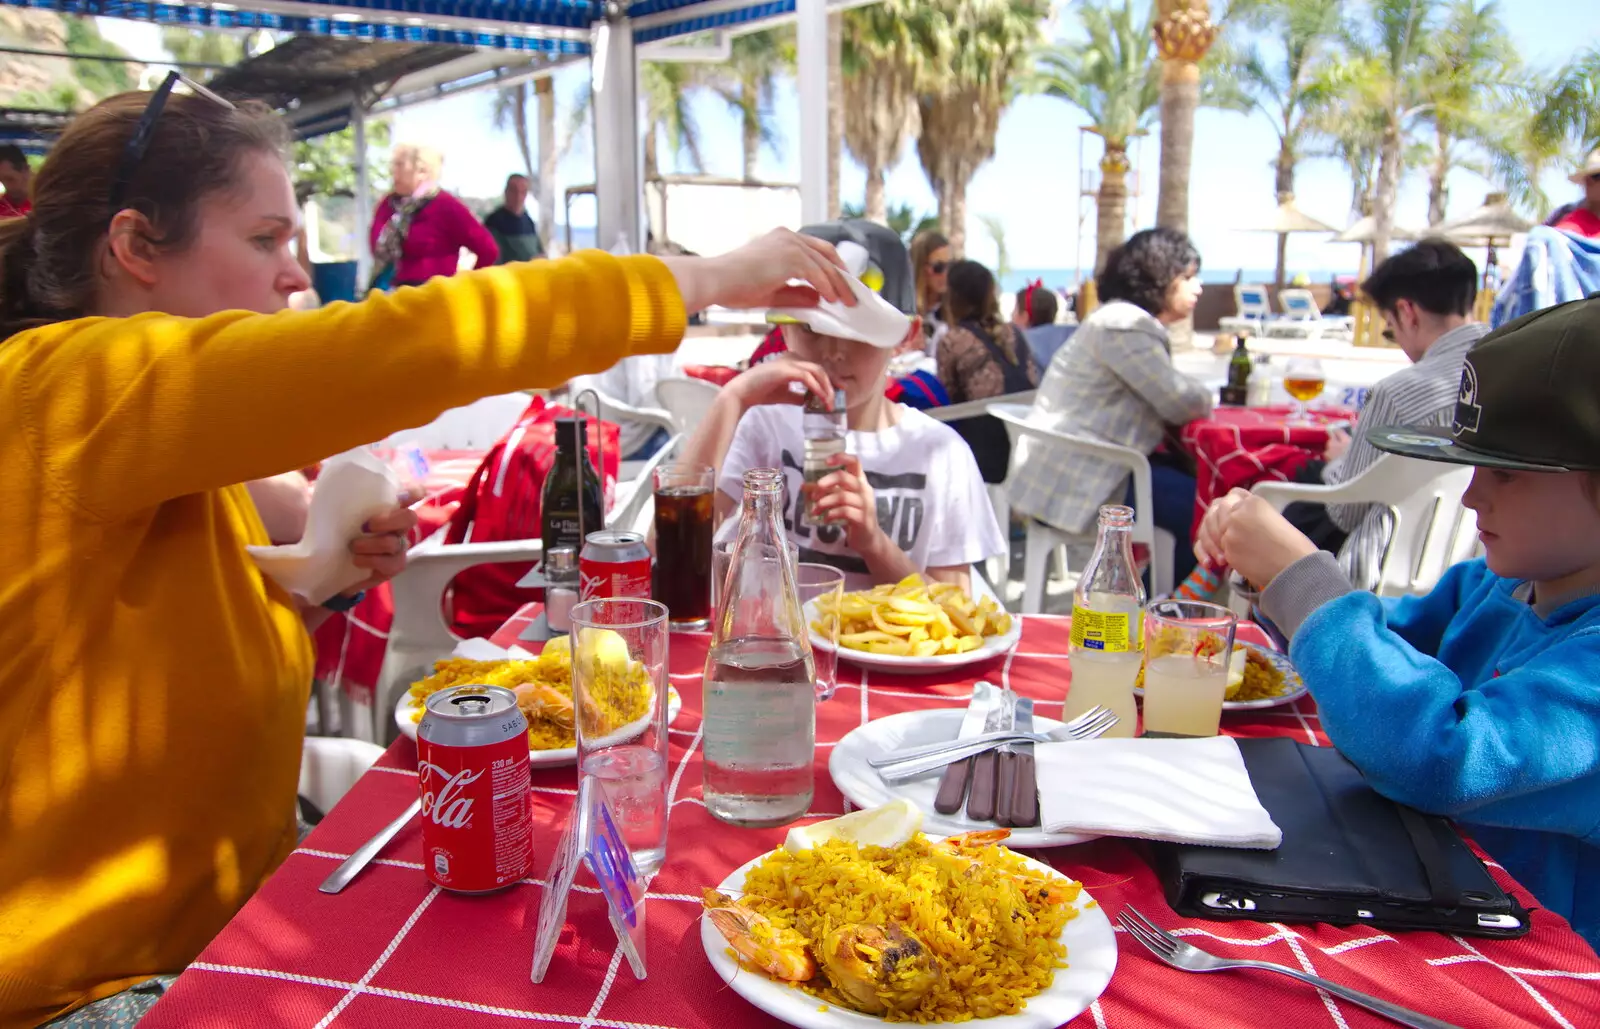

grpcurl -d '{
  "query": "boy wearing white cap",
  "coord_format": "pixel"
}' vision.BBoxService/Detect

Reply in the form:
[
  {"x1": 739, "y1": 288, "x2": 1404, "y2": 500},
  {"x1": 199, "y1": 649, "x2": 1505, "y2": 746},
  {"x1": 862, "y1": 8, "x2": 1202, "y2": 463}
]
[{"x1": 681, "y1": 220, "x2": 1005, "y2": 592}]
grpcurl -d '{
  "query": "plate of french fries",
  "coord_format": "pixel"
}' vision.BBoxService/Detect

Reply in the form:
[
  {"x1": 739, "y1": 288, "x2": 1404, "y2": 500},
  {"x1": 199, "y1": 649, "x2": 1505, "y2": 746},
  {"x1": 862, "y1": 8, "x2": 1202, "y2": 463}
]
[{"x1": 806, "y1": 574, "x2": 1021, "y2": 674}]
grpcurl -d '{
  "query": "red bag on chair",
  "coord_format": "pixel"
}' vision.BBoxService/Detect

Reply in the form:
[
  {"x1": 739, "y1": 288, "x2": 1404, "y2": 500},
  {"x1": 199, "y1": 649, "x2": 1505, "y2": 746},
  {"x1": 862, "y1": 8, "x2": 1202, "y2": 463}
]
[{"x1": 442, "y1": 396, "x2": 620, "y2": 638}]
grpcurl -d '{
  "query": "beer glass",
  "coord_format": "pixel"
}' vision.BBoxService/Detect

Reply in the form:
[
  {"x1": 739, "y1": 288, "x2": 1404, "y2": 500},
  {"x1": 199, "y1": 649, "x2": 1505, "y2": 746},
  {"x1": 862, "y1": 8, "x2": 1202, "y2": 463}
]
[
  {"x1": 1141, "y1": 600, "x2": 1237, "y2": 739},
  {"x1": 571, "y1": 598, "x2": 670, "y2": 878},
  {"x1": 1282, "y1": 356, "x2": 1326, "y2": 424},
  {"x1": 651, "y1": 463, "x2": 714, "y2": 630}
]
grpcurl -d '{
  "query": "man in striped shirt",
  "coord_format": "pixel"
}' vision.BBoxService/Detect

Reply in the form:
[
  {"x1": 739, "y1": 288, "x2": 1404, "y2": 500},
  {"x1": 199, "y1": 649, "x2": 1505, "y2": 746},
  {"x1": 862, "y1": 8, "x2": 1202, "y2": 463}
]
[{"x1": 1284, "y1": 241, "x2": 1487, "y2": 555}]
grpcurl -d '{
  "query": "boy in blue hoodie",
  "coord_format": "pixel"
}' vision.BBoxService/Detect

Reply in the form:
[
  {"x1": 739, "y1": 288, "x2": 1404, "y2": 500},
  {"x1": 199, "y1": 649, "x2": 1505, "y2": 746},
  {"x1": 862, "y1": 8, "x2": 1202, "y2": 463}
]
[{"x1": 1195, "y1": 297, "x2": 1600, "y2": 953}]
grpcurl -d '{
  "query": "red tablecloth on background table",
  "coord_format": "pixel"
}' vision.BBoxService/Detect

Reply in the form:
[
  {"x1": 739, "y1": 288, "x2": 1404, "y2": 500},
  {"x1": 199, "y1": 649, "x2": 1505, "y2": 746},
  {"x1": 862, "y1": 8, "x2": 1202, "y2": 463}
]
[
  {"x1": 1180, "y1": 406, "x2": 1355, "y2": 540},
  {"x1": 144, "y1": 615, "x2": 1600, "y2": 1028}
]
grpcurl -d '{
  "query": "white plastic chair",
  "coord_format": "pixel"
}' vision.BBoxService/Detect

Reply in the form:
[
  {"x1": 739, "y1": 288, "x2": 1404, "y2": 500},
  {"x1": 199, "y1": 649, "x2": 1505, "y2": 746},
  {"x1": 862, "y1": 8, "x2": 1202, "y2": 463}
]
[
  {"x1": 1252, "y1": 454, "x2": 1476, "y2": 597},
  {"x1": 299, "y1": 736, "x2": 386, "y2": 817},
  {"x1": 1218, "y1": 285, "x2": 1273, "y2": 337},
  {"x1": 990, "y1": 403, "x2": 1175, "y2": 613},
  {"x1": 575, "y1": 388, "x2": 676, "y2": 486},
  {"x1": 654, "y1": 376, "x2": 722, "y2": 437},
  {"x1": 925, "y1": 390, "x2": 1037, "y2": 423}
]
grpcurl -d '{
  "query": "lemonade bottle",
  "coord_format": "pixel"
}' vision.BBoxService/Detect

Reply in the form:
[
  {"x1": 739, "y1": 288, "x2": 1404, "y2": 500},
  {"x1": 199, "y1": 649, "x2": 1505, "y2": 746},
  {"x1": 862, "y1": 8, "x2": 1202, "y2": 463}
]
[{"x1": 1066, "y1": 504, "x2": 1145, "y2": 737}]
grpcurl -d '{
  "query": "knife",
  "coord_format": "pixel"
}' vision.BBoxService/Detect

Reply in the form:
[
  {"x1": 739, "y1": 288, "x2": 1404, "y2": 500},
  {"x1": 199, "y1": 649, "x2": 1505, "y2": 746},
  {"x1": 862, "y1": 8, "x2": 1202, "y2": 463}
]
[
  {"x1": 967, "y1": 687, "x2": 1014, "y2": 823},
  {"x1": 1000, "y1": 698, "x2": 1039, "y2": 828},
  {"x1": 933, "y1": 682, "x2": 997, "y2": 815}
]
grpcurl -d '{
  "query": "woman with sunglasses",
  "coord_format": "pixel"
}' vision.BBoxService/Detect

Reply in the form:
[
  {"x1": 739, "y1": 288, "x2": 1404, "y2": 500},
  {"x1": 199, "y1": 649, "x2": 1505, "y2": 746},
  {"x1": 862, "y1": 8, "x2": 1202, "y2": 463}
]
[
  {"x1": 0, "y1": 81, "x2": 852, "y2": 1028},
  {"x1": 909, "y1": 228, "x2": 951, "y2": 351}
]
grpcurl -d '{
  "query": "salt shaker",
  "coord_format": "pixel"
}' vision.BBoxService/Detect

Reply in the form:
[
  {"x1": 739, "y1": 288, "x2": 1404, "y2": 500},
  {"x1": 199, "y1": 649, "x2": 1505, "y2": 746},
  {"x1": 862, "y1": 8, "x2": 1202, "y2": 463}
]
[{"x1": 544, "y1": 546, "x2": 580, "y2": 635}]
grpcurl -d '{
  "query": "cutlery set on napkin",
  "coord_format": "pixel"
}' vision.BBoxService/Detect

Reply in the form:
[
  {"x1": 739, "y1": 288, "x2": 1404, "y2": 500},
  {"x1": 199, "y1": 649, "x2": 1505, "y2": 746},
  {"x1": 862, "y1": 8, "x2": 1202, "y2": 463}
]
[{"x1": 870, "y1": 682, "x2": 1283, "y2": 849}]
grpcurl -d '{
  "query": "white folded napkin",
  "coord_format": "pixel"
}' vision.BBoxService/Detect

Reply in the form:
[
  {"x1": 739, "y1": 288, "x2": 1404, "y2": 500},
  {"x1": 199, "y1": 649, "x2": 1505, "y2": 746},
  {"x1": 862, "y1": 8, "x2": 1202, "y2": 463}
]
[
  {"x1": 451, "y1": 638, "x2": 537, "y2": 662},
  {"x1": 247, "y1": 449, "x2": 400, "y2": 605},
  {"x1": 1036, "y1": 736, "x2": 1282, "y2": 850}
]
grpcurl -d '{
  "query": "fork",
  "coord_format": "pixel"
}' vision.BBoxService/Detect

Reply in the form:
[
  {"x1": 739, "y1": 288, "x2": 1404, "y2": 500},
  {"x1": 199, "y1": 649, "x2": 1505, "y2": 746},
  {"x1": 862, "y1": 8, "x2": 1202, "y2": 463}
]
[
  {"x1": 875, "y1": 708, "x2": 1118, "y2": 784},
  {"x1": 868, "y1": 705, "x2": 1116, "y2": 769},
  {"x1": 1117, "y1": 906, "x2": 1460, "y2": 1029}
]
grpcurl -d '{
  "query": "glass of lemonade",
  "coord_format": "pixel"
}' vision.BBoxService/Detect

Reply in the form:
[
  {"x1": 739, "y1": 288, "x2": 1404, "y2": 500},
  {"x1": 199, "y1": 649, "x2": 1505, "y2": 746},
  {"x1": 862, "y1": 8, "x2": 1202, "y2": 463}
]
[
  {"x1": 1141, "y1": 600, "x2": 1238, "y2": 739},
  {"x1": 1282, "y1": 356, "x2": 1326, "y2": 424}
]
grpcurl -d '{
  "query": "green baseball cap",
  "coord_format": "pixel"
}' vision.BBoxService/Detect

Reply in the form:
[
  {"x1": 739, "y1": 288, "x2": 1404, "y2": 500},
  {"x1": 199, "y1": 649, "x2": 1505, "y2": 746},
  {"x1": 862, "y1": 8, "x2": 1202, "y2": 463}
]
[{"x1": 1368, "y1": 297, "x2": 1600, "y2": 472}]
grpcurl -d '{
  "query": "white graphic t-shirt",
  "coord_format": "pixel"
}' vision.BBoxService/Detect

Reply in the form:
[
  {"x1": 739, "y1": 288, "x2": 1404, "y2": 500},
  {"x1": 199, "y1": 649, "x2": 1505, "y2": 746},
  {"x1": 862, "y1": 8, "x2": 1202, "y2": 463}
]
[{"x1": 718, "y1": 404, "x2": 1006, "y2": 589}]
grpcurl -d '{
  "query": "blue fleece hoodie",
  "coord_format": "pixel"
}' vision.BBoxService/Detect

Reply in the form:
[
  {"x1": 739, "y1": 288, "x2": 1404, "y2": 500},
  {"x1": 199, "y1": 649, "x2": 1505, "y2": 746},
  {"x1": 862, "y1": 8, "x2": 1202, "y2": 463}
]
[{"x1": 1261, "y1": 555, "x2": 1600, "y2": 952}]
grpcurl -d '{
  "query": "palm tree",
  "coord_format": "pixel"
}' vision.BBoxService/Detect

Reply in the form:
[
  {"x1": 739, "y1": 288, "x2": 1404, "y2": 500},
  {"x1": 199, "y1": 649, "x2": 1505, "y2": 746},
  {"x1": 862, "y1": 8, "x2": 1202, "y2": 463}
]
[
  {"x1": 1152, "y1": 0, "x2": 1222, "y2": 231},
  {"x1": 1031, "y1": 0, "x2": 1162, "y2": 272},
  {"x1": 841, "y1": 2, "x2": 922, "y2": 225},
  {"x1": 641, "y1": 61, "x2": 708, "y2": 178},
  {"x1": 914, "y1": 0, "x2": 1049, "y2": 256},
  {"x1": 1229, "y1": 0, "x2": 1342, "y2": 285},
  {"x1": 1419, "y1": 0, "x2": 1520, "y2": 225},
  {"x1": 491, "y1": 84, "x2": 535, "y2": 180},
  {"x1": 708, "y1": 28, "x2": 794, "y2": 180},
  {"x1": 1533, "y1": 46, "x2": 1600, "y2": 156},
  {"x1": 161, "y1": 27, "x2": 244, "y2": 81},
  {"x1": 1334, "y1": 0, "x2": 1442, "y2": 261}
]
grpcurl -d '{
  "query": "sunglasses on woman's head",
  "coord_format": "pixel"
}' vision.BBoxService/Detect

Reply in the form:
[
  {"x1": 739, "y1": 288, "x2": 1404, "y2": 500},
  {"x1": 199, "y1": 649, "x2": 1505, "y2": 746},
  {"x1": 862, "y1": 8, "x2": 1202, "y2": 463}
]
[{"x1": 109, "y1": 70, "x2": 235, "y2": 214}]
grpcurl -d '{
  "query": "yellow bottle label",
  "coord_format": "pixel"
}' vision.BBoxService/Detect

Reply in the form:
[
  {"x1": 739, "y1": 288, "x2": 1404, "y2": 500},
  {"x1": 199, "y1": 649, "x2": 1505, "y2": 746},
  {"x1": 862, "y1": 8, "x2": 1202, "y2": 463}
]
[{"x1": 1070, "y1": 605, "x2": 1141, "y2": 653}]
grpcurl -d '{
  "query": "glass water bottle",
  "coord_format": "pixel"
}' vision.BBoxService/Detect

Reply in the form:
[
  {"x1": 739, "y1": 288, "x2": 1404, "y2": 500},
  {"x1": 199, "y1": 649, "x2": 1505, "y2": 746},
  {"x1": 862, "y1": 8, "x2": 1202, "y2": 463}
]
[
  {"x1": 701, "y1": 468, "x2": 816, "y2": 827},
  {"x1": 1065, "y1": 504, "x2": 1147, "y2": 737}
]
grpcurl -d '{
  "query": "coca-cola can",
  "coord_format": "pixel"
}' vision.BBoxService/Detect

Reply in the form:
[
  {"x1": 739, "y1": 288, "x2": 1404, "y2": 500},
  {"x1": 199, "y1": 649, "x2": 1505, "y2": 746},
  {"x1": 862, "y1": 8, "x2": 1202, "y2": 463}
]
[
  {"x1": 417, "y1": 685, "x2": 533, "y2": 893},
  {"x1": 579, "y1": 529, "x2": 652, "y2": 601}
]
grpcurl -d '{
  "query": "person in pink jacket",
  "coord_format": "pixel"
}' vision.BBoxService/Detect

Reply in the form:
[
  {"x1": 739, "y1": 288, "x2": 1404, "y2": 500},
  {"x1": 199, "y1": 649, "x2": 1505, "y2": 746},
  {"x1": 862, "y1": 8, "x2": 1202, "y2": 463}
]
[{"x1": 367, "y1": 143, "x2": 497, "y2": 290}]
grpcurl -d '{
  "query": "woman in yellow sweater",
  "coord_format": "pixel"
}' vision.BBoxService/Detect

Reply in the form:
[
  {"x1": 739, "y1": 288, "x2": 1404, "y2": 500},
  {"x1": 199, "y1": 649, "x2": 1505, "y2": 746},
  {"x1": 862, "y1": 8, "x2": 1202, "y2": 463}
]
[{"x1": 0, "y1": 82, "x2": 850, "y2": 1028}]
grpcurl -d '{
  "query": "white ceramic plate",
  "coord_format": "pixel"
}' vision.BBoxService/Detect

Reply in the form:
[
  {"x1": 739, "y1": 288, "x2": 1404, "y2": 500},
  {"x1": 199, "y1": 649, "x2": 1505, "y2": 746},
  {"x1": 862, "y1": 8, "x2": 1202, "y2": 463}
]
[
  {"x1": 1133, "y1": 643, "x2": 1309, "y2": 711},
  {"x1": 395, "y1": 684, "x2": 682, "y2": 767},
  {"x1": 805, "y1": 598, "x2": 1023, "y2": 676},
  {"x1": 701, "y1": 842, "x2": 1117, "y2": 1029},
  {"x1": 830, "y1": 709, "x2": 1096, "y2": 849}
]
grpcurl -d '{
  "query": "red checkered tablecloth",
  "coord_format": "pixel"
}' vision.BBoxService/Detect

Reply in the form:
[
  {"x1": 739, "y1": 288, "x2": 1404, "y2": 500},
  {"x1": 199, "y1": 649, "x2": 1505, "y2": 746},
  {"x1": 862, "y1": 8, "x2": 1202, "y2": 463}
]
[
  {"x1": 1180, "y1": 406, "x2": 1355, "y2": 541},
  {"x1": 143, "y1": 615, "x2": 1600, "y2": 1028}
]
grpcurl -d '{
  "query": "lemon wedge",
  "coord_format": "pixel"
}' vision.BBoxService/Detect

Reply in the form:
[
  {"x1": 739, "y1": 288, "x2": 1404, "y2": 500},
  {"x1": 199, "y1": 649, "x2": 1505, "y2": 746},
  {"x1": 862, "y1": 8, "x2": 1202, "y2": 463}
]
[
  {"x1": 1224, "y1": 645, "x2": 1247, "y2": 701},
  {"x1": 784, "y1": 799, "x2": 923, "y2": 854},
  {"x1": 575, "y1": 627, "x2": 632, "y2": 672}
]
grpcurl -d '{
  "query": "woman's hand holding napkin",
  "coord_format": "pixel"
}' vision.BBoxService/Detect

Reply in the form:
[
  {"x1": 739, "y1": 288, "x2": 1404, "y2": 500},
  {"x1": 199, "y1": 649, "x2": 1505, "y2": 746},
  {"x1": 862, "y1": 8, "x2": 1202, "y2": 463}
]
[
  {"x1": 248, "y1": 449, "x2": 420, "y2": 605},
  {"x1": 1036, "y1": 736, "x2": 1282, "y2": 850}
]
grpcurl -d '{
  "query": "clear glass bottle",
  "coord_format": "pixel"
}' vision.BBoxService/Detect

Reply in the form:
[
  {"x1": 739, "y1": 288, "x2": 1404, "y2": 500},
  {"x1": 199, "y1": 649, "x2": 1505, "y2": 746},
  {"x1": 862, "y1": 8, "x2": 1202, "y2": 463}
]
[
  {"x1": 1066, "y1": 504, "x2": 1147, "y2": 738},
  {"x1": 702, "y1": 468, "x2": 816, "y2": 827},
  {"x1": 802, "y1": 388, "x2": 847, "y2": 523}
]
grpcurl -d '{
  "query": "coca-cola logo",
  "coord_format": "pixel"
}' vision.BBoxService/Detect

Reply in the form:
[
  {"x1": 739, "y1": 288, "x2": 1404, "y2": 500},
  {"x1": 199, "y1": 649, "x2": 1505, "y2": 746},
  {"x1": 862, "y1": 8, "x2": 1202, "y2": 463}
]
[{"x1": 418, "y1": 760, "x2": 481, "y2": 829}]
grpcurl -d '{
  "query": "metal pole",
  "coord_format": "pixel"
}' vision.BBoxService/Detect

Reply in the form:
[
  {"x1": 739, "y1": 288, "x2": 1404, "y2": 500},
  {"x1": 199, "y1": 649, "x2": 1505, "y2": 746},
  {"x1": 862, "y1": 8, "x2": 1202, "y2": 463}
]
[
  {"x1": 592, "y1": 7, "x2": 643, "y2": 253},
  {"x1": 353, "y1": 103, "x2": 372, "y2": 291},
  {"x1": 797, "y1": 0, "x2": 828, "y2": 224}
]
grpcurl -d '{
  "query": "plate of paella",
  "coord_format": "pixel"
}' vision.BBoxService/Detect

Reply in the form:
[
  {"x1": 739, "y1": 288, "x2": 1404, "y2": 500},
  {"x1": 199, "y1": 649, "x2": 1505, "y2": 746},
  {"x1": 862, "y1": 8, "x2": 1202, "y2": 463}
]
[
  {"x1": 396, "y1": 635, "x2": 681, "y2": 766},
  {"x1": 699, "y1": 804, "x2": 1116, "y2": 1028}
]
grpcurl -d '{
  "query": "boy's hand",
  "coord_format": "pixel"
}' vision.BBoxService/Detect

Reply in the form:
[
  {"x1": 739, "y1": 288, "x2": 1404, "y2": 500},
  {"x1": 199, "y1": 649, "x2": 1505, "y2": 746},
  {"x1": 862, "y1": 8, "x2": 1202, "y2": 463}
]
[
  {"x1": 1194, "y1": 488, "x2": 1318, "y2": 588},
  {"x1": 806, "y1": 453, "x2": 888, "y2": 555},
  {"x1": 725, "y1": 358, "x2": 834, "y2": 413}
]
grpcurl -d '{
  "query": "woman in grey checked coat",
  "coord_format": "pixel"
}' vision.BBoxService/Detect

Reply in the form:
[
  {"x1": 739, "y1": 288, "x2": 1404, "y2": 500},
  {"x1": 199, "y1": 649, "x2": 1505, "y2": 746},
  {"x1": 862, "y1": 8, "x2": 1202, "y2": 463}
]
[{"x1": 1007, "y1": 228, "x2": 1213, "y2": 584}]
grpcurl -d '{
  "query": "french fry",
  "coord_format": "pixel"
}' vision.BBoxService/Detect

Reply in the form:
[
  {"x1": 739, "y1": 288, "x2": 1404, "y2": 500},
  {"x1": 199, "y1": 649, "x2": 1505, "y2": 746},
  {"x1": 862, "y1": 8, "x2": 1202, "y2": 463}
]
[{"x1": 814, "y1": 574, "x2": 1012, "y2": 658}]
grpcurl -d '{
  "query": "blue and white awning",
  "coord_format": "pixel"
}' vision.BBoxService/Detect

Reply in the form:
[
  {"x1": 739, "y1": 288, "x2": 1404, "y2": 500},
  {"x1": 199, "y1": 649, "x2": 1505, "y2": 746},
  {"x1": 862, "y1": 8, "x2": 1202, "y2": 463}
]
[{"x1": 0, "y1": 0, "x2": 804, "y2": 51}]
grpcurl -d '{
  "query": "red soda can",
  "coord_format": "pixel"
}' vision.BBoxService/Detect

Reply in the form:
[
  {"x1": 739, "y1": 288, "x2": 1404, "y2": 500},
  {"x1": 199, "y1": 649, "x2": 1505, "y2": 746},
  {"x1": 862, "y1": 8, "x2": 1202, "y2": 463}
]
[
  {"x1": 417, "y1": 685, "x2": 533, "y2": 893},
  {"x1": 579, "y1": 529, "x2": 652, "y2": 601}
]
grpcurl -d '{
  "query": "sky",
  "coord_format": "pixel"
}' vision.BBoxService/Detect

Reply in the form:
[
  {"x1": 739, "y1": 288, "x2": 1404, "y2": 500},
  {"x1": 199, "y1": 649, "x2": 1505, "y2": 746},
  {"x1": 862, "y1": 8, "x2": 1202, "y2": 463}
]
[{"x1": 96, "y1": 0, "x2": 1600, "y2": 278}]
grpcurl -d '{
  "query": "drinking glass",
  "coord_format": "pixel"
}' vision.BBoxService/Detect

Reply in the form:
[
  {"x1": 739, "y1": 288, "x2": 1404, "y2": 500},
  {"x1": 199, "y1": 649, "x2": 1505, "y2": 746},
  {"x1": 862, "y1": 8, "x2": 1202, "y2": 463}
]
[
  {"x1": 793, "y1": 563, "x2": 845, "y2": 702},
  {"x1": 652, "y1": 463, "x2": 714, "y2": 630},
  {"x1": 1282, "y1": 356, "x2": 1326, "y2": 424},
  {"x1": 1141, "y1": 599, "x2": 1238, "y2": 739},
  {"x1": 571, "y1": 598, "x2": 670, "y2": 878},
  {"x1": 712, "y1": 537, "x2": 797, "y2": 617}
]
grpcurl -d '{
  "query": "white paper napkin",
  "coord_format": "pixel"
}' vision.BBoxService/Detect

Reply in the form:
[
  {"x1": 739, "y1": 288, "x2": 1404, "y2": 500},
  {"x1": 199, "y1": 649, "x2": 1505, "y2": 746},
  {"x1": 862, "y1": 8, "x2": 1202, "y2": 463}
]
[
  {"x1": 767, "y1": 240, "x2": 913, "y2": 349},
  {"x1": 1036, "y1": 736, "x2": 1282, "y2": 850},
  {"x1": 247, "y1": 449, "x2": 400, "y2": 605}
]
